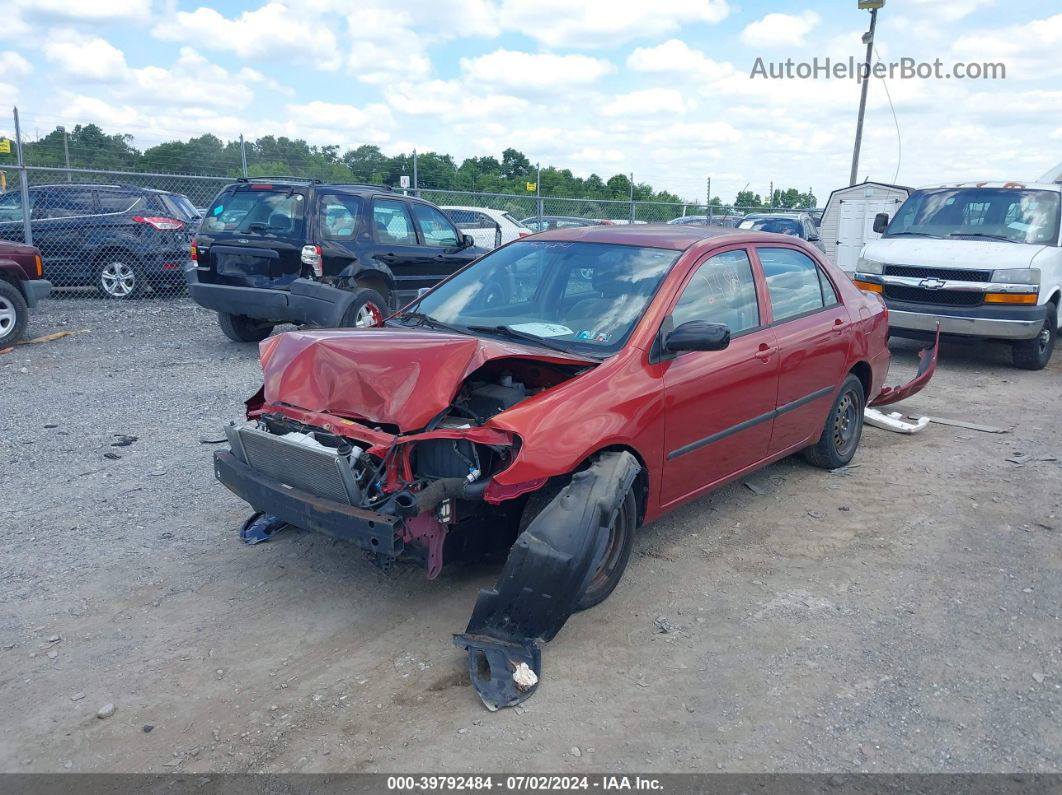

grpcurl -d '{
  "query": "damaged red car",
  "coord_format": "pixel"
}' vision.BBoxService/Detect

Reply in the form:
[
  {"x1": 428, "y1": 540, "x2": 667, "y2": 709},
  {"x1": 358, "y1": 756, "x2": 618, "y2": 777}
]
[{"x1": 213, "y1": 225, "x2": 937, "y2": 709}]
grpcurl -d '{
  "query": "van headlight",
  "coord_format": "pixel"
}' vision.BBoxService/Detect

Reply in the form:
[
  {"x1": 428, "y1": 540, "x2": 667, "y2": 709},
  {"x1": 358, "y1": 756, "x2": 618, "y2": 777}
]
[
  {"x1": 991, "y1": 268, "x2": 1040, "y2": 285},
  {"x1": 856, "y1": 256, "x2": 885, "y2": 275}
]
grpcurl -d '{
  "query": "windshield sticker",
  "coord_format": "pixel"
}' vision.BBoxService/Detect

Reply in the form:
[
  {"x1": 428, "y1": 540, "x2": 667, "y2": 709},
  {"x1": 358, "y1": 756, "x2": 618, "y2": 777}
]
[
  {"x1": 212, "y1": 205, "x2": 223, "y2": 215},
  {"x1": 509, "y1": 322, "x2": 574, "y2": 338}
]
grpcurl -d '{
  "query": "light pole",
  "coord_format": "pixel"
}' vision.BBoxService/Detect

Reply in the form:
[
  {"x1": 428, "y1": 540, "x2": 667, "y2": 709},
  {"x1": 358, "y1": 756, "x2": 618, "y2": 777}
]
[
  {"x1": 57, "y1": 125, "x2": 71, "y2": 180},
  {"x1": 850, "y1": 0, "x2": 884, "y2": 186}
]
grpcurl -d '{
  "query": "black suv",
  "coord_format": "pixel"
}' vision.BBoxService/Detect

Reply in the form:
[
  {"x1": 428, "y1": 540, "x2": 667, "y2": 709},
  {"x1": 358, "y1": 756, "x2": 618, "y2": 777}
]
[
  {"x1": 0, "y1": 184, "x2": 199, "y2": 298},
  {"x1": 187, "y1": 178, "x2": 488, "y2": 342}
]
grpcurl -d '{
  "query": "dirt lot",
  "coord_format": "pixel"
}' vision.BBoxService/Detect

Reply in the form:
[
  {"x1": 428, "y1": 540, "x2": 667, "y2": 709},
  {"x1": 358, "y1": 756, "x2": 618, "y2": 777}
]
[{"x1": 1, "y1": 297, "x2": 1060, "y2": 774}]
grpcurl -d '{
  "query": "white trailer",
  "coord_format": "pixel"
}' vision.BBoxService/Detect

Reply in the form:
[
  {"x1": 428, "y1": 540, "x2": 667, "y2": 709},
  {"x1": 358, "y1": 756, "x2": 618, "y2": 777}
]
[{"x1": 820, "y1": 181, "x2": 910, "y2": 272}]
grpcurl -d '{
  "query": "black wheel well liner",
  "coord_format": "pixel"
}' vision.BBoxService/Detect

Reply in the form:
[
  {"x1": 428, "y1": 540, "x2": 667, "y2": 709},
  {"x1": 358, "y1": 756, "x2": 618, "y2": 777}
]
[
  {"x1": 577, "y1": 444, "x2": 649, "y2": 527},
  {"x1": 848, "y1": 360, "x2": 872, "y2": 400}
]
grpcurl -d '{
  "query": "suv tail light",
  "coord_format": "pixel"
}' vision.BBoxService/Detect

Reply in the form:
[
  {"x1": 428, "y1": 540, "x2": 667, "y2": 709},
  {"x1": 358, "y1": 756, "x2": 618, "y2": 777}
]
[
  {"x1": 133, "y1": 216, "x2": 185, "y2": 231},
  {"x1": 190, "y1": 239, "x2": 197, "y2": 263},
  {"x1": 301, "y1": 244, "x2": 323, "y2": 277}
]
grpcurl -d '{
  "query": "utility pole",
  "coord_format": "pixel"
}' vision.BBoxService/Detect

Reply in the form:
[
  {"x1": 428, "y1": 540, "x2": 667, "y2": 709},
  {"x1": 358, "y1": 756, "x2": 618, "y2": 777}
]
[
  {"x1": 58, "y1": 125, "x2": 71, "y2": 180},
  {"x1": 412, "y1": 149, "x2": 419, "y2": 197},
  {"x1": 850, "y1": 0, "x2": 883, "y2": 186},
  {"x1": 13, "y1": 107, "x2": 32, "y2": 246},
  {"x1": 239, "y1": 134, "x2": 248, "y2": 177},
  {"x1": 769, "y1": 180, "x2": 774, "y2": 209},
  {"x1": 536, "y1": 163, "x2": 543, "y2": 226},
  {"x1": 706, "y1": 177, "x2": 712, "y2": 224}
]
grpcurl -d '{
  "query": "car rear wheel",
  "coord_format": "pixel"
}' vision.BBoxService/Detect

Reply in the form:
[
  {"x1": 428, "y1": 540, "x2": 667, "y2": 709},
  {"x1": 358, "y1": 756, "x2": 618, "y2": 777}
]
[
  {"x1": 803, "y1": 374, "x2": 865, "y2": 469},
  {"x1": 96, "y1": 258, "x2": 145, "y2": 299},
  {"x1": 1012, "y1": 303, "x2": 1056, "y2": 371},
  {"x1": 338, "y1": 288, "x2": 388, "y2": 328},
  {"x1": 0, "y1": 280, "x2": 28, "y2": 347},
  {"x1": 217, "y1": 312, "x2": 274, "y2": 343}
]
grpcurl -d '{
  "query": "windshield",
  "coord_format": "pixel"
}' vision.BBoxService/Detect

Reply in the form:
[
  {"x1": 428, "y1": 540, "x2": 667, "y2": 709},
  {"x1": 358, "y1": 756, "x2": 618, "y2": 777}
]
[
  {"x1": 886, "y1": 188, "x2": 1060, "y2": 245},
  {"x1": 739, "y1": 217, "x2": 803, "y2": 236},
  {"x1": 399, "y1": 240, "x2": 681, "y2": 357},
  {"x1": 200, "y1": 188, "x2": 306, "y2": 238}
]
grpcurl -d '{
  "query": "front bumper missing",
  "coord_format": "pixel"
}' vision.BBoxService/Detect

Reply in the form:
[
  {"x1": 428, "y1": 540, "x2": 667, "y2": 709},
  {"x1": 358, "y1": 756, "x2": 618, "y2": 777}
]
[
  {"x1": 454, "y1": 451, "x2": 640, "y2": 710},
  {"x1": 213, "y1": 450, "x2": 402, "y2": 556}
]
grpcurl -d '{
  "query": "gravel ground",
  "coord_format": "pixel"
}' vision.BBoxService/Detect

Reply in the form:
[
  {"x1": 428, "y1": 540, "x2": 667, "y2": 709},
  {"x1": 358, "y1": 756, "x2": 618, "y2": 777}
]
[{"x1": 1, "y1": 297, "x2": 1060, "y2": 774}]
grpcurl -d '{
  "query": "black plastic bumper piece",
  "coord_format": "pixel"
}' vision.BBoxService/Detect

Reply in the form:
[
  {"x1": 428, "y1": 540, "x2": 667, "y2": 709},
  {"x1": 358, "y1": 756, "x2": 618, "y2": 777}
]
[
  {"x1": 454, "y1": 451, "x2": 640, "y2": 710},
  {"x1": 24, "y1": 279, "x2": 52, "y2": 308},
  {"x1": 213, "y1": 450, "x2": 401, "y2": 555},
  {"x1": 189, "y1": 275, "x2": 359, "y2": 327}
]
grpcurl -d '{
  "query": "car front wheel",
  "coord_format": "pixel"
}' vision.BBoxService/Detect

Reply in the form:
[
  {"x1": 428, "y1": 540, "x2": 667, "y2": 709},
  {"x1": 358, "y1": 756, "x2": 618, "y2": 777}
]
[
  {"x1": 0, "y1": 280, "x2": 29, "y2": 347},
  {"x1": 803, "y1": 374, "x2": 865, "y2": 469},
  {"x1": 1012, "y1": 303, "x2": 1056, "y2": 371}
]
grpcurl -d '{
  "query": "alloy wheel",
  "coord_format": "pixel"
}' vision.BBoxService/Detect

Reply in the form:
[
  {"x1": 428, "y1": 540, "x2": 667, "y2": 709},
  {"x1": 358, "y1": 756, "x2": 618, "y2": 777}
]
[
  {"x1": 0, "y1": 295, "x2": 14, "y2": 335},
  {"x1": 354, "y1": 302, "x2": 383, "y2": 328},
  {"x1": 100, "y1": 262, "x2": 137, "y2": 298}
]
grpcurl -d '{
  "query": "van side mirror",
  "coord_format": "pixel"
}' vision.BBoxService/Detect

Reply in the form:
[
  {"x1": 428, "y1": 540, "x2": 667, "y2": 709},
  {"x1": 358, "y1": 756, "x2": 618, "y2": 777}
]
[
  {"x1": 873, "y1": 213, "x2": 890, "y2": 234},
  {"x1": 664, "y1": 321, "x2": 731, "y2": 353}
]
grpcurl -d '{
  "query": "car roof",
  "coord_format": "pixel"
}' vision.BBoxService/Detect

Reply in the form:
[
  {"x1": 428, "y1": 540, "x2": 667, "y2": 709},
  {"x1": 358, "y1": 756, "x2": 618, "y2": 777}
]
[
  {"x1": 529, "y1": 223, "x2": 790, "y2": 250},
  {"x1": 743, "y1": 212, "x2": 807, "y2": 219}
]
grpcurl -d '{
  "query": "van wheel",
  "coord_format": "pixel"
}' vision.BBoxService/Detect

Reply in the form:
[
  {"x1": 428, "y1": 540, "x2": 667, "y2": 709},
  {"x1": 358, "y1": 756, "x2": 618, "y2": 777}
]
[
  {"x1": 96, "y1": 257, "x2": 145, "y2": 299},
  {"x1": 1012, "y1": 303, "x2": 1056, "y2": 371},
  {"x1": 0, "y1": 280, "x2": 29, "y2": 347},
  {"x1": 217, "y1": 312, "x2": 274, "y2": 343},
  {"x1": 338, "y1": 288, "x2": 388, "y2": 328},
  {"x1": 803, "y1": 374, "x2": 865, "y2": 469}
]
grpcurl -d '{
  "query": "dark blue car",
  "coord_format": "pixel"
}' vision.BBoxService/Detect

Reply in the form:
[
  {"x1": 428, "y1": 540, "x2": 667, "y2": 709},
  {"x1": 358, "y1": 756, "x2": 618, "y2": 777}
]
[{"x1": 0, "y1": 184, "x2": 199, "y2": 298}]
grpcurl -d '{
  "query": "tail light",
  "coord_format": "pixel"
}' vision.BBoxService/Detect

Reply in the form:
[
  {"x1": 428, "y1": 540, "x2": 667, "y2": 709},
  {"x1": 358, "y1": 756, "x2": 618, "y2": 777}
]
[
  {"x1": 301, "y1": 244, "x2": 323, "y2": 277},
  {"x1": 133, "y1": 216, "x2": 185, "y2": 231},
  {"x1": 190, "y1": 239, "x2": 197, "y2": 263}
]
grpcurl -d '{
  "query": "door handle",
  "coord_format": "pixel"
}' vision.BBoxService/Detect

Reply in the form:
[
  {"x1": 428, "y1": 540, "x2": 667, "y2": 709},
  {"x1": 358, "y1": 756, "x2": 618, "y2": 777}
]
[
  {"x1": 378, "y1": 252, "x2": 398, "y2": 262},
  {"x1": 832, "y1": 317, "x2": 845, "y2": 335},
  {"x1": 755, "y1": 343, "x2": 777, "y2": 362}
]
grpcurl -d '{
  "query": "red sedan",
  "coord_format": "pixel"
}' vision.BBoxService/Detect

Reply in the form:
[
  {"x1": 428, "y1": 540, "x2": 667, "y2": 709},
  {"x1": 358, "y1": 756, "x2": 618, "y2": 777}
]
[{"x1": 214, "y1": 225, "x2": 937, "y2": 709}]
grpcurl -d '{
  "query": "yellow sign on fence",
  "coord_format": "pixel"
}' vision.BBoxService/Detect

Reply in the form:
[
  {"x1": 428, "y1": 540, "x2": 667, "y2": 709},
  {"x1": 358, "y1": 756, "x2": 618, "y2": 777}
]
[
  {"x1": 526, "y1": 182, "x2": 537, "y2": 192},
  {"x1": 0, "y1": 138, "x2": 11, "y2": 154}
]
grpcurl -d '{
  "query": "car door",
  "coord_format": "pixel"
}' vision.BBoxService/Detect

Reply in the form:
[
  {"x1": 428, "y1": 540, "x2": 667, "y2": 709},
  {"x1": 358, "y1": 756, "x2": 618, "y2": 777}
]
[
  {"x1": 33, "y1": 187, "x2": 100, "y2": 282},
  {"x1": 753, "y1": 246, "x2": 852, "y2": 455},
  {"x1": 362, "y1": 197, "x2": 427, "y2": 303},
  {"x1": 660, "y1": 248, "x2": 780, "y2": 507},
  {"x1": 314, "y1": 191, "x2": 364, "y2": 277},
  {"x1": 408, "y1": 201, "x2": 474, "y2": 295}
]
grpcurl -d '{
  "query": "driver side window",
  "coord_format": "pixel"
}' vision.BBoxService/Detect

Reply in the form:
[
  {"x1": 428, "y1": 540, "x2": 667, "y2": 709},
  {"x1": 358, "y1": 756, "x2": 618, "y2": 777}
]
[
  {"x1": 411, "y1": 203, "x2": 460, "y2": 248},
  {"x1": 672, "y1": 250, "x2": 760, "y2": 334}
]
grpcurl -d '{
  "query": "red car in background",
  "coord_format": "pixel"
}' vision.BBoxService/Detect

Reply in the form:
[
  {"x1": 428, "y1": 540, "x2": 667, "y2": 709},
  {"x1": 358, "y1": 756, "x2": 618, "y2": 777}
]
[{"x1": 212, "y1": 225, "x2": 937, "y2": 709}]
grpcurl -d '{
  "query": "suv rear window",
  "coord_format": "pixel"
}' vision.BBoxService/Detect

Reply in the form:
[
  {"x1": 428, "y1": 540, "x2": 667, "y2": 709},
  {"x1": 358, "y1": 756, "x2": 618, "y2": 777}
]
[
  {"x1": 158, "y1": 193, "x2": 199, "y2": 222},
  {"x1": 201, "y1": 188, "x2": 306, "y2": 238}
]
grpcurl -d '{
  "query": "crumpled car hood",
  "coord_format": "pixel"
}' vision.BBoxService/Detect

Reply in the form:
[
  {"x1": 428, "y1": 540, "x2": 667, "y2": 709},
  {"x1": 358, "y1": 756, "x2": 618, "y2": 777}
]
[{"x1": 258, "y1": 327, "x2": 595, "y2": 432}]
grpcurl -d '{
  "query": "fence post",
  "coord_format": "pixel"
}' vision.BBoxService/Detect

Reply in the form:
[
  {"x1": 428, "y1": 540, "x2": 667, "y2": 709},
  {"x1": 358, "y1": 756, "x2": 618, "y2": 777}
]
[
  {"x1": 239, "y1": 134, "x2": 248, "y2": 178},
  {"x1": 535, "y1": 163, "x2": 543, "y2": 226},
  {"x1": 13, "y1": 106, "x2": 32, "y2": 247},
  {"x1": 628, "y1": 173, "x2": 635, "y2": 223}
]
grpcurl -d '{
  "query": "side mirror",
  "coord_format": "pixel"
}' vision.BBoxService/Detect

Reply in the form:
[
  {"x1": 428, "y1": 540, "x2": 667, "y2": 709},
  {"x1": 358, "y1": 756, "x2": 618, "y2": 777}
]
[
  {"x1": 461, "y1": 233, "x2": 475, "y2": 248},
  {"x1": 808, "y1": 232, "x2": 821, "y2": 242},
  {"x1": 872, "y1": 213, "x2": 890, "y2": 234},
  {"x1": 664, "y1": 321, "x2": 731, "y2": 354}
]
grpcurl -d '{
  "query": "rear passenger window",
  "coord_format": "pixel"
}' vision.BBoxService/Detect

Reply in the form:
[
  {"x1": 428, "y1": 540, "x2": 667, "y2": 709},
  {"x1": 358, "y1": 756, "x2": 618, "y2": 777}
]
[
  {"x1": 758, "y1": 247, "x2": 832, "y2": 322},
  {"x1": 672, "y1": 250, "x2": 760, "y2": 334},
  {"x1": 319, "y1": 194, "x2": 362, "y2": 240},
  {"x1": 37, "y1": 188, "x2": 96, "y2": 218},
  {"x1": 373, "y1": 199, "x2": 417, "y2": 245},
  {"x1": 97, "y1": 192, "x2": 140, "y2": 213}
]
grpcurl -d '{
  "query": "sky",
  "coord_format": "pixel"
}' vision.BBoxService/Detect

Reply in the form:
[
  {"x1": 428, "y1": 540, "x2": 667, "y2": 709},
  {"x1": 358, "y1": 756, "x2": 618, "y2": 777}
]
[{"x1": 1, "y1": 0, "x2": 1060, "y2": 203}]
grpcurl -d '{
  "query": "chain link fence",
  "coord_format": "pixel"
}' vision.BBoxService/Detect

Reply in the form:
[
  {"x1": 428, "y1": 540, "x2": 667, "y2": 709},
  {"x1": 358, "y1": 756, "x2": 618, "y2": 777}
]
[{"x1": 0, "y1": 163, "x2": 798, "y2": 302}]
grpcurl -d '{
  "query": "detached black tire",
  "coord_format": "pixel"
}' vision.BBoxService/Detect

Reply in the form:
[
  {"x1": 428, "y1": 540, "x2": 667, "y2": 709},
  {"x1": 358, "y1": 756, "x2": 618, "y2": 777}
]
[
  {"x1": 338, "y1": 287, "x2": 388, "y2": 328},
  {"x1": 217, "y1": 312, "x2": 274, "y2": 343},
  {"x1": 0, "y1": 280, "x2": 29, "y2": 347},
  {"x1": 803, "y1": 374, "x2": 865, "y2": 470},
  {"x1": 1012, "y1": 303, "x2": 1057, "y2": 371}
]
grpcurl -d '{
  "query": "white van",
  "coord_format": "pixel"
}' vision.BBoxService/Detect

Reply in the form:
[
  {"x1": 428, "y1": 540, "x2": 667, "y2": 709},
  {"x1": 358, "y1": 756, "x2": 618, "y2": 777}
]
[{"x1": 853, "y1": 181, "x2": 1062, "y2": 369}]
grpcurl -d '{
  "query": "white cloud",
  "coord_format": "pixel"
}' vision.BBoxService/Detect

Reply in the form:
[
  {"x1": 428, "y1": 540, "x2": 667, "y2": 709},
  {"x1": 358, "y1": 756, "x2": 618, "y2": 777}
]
[
  {"x1": 282, "y1": 101, "x2": 395, "y2": 145},
  {"x1": 952, "y1": 12, "x2": 1062, "y2": 79},
  {"x1": 42, "y1": 30, "x2": 127, "y2": 81},
  {"x1": 497, "y1": 0, "x2": 730, "y2": 49},
  {"x1": 0, "y1": 52, "x2": 33, "y2": 78},
  {"x1": 896, "y1": 0, "x2": 995, "y2": 23},
  {"x1": 627, "y1": 39, "x2": 735, "y2": 82},
  {"x1": 152, "y1": 3, "x2": 342, "y2": 70},
  {"x1": 343, "y1": 6, "x2": 432, "y2": 84},
  {"x1": 740, "y1": 11, "x2": 821, "y2": 48},
  {"x1": 11, "y1": 0, "x2": 151, "y2": 22},
  {"x1": 460, "y1": 49, "x2": 614, "y2": 89},
  {"x1": 602, "y1": 89, "x2": 691, "y2": 117}
]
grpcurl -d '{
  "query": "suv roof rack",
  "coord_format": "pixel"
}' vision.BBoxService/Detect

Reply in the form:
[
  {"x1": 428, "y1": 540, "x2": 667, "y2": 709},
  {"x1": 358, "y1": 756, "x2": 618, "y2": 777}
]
[
  {"x1": 236, "y1": 176, "x2": 322, "y2": 185},
  {"x1": 332, "y1": 183, "x2": 395, "y2": 192}
]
